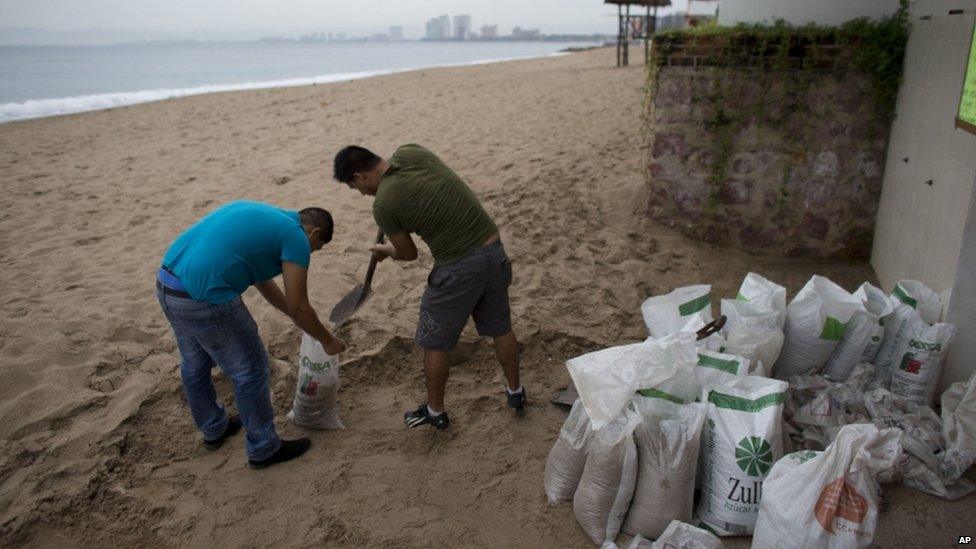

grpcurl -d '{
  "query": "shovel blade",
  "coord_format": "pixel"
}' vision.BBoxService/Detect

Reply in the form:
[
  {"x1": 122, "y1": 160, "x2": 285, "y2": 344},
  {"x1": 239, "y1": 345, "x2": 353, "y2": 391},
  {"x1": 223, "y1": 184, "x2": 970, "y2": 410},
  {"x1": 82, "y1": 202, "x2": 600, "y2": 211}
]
[{"x1": 329, "y1": 284, "x2": 372, "y2": 327}]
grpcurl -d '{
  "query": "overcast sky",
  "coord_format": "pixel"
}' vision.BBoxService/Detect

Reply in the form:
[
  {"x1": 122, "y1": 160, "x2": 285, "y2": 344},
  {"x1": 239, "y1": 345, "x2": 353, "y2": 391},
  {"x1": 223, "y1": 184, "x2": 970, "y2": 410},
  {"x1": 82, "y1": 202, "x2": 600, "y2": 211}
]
[{"x1": 0, "y1": 0, "x2": 710, "y2": 36}]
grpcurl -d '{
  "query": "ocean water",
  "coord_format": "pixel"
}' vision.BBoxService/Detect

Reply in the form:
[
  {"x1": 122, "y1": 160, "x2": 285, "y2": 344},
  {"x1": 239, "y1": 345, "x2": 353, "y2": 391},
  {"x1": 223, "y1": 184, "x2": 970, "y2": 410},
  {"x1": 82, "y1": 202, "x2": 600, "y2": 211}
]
[{"x1": 0, "y1": 41, "x2": 592, "y2": 123}]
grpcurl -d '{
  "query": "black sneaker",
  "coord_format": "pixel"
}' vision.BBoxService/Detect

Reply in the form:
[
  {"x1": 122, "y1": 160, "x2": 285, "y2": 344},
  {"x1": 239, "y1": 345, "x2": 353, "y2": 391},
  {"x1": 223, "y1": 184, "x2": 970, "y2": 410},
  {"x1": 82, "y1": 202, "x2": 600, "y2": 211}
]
[
  {"x1": 506, "y1": 387, "x2": 527, "y2": 410},
  {"x1": 202, "y1": 416, "x2": 242, "y2": 451},
  {"x1": 248, "y1": 438, "x2": 311, "y2": 470},
  {"x1": 403, "y1": 404, "x2": 450, "y2": 430}
]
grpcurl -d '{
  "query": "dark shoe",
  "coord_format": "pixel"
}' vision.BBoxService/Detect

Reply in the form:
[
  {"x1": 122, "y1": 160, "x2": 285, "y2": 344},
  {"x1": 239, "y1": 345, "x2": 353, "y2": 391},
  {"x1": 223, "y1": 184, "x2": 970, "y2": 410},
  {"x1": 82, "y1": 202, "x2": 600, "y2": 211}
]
[
  {"x1": 403, "y1": 404, "x2": 450, "y2": 430},
  {"x1": 506, "y1": 387, "x2": 527, "y2": 410},
  {"x1": 202, "y1": 416, "x2": 242, "y2": 451},
  {"x1": 248, "y1": 438, "x2": 311, "y2": 470}
]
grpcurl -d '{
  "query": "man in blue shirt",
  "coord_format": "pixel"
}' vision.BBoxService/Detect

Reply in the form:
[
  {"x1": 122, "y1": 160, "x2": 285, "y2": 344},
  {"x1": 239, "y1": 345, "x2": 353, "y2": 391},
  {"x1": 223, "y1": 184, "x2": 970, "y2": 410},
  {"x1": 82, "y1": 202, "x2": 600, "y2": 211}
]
[{"x1": 157, "y1": 201, "x2": 345, "y2": 469}]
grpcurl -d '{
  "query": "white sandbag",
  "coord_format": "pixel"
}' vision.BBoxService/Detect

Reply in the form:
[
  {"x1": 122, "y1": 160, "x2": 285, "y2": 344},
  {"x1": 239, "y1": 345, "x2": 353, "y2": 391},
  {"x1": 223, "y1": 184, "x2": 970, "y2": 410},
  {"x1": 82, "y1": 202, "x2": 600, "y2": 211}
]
[
  {"x1": 872, "y1": 280, "x2": 942, "y2": 388},
  {"x1": 695, "y1": 350, "x2": 750, "y2": 391},
  {"x1": 774, "y1": 276, "x2": 860, "y2": 380},
  {"x1": 941, "y1": 372, "x2": 976, "y2": 482},
  {"x1": 641, "y1": 285, "x2": 713, "y2": 338},
  {"x1": 287, "y1": 332, "x2": 343, "y2": 430},
  {"x1": 821, "y1": 283, "x2": 893, "y2": 382},
  {"x1": 721, "y1": 298, "x2": 783, "y2": 377},
  {"x1": 545, "y1": 399, "x2": 593, "y2": 504},
  {"x1": 568, "y1": 335, "x2": 695, "y2": 430},
  {"x1": 752, "y1": 424, "x2": 901, "y2": 549},
  {"x1": 889, "y1": 319, "x2": 955, "y2": 406},
  {"x1": 736, "y1": 272, "x2": 787, "y2": 329},
  {"x1": 696, "y1": 376, "x2": 788, "y2": 536},
  {"x1": 622, "y1": 395, "x2": 707, "y2": 539},
  {"x1": 651, "y1": 521, "x2": 723, "y2": 549},
  {"x1": 574, "y1": 408, "x2": 641, "y2": 545}
]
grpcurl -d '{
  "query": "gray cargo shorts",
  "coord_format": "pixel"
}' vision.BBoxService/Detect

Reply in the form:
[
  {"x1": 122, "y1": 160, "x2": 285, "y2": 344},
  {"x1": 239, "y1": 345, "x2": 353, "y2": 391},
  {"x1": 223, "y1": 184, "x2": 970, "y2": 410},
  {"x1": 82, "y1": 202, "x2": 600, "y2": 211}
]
[{"x1": 416, "y1": 240, "x2": 513, "y2": 351}]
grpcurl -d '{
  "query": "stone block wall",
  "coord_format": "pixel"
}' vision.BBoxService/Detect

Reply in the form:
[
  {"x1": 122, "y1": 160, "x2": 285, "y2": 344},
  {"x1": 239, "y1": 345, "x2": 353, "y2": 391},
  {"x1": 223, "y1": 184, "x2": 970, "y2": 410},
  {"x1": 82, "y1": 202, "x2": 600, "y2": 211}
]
[{"x1": 645, "y1": 46, "x2": 889, "y2": 259}]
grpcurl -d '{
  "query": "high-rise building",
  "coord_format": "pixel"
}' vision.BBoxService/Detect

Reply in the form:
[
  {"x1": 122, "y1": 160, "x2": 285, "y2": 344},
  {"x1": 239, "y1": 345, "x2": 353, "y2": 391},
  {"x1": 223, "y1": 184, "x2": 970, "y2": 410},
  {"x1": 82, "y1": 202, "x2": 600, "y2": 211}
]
[
  {"x1": 512, "y1": 27, "x2": 541, "y2": 40},
  {"x1": 426, "y1": 15, "x2": 451, "y2": 40},
  {"x1": 453, "y1": 15, "x2": 472, "y2": 40},
  {"x1": 389, "y1": 26, "x2": 403, "y2": 41},
  {"x1": 481, "y1": 24, "x2": 498, "y2": 39}
]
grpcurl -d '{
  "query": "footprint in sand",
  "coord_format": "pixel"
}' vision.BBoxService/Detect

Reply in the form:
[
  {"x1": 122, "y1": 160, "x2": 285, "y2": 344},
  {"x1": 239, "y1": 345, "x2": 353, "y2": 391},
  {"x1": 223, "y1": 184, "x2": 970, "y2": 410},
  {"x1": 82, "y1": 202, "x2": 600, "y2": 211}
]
[{"x1": 74, "y1": 236, "x2": 104, "y2": 246}]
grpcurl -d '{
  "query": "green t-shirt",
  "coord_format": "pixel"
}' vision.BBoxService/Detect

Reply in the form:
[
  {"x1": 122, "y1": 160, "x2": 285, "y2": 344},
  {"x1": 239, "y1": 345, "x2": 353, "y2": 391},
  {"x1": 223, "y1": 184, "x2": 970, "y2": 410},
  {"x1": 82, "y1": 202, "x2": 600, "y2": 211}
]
[{"x1": 373, "y1": 144, "x2": 498, "y2": 266}]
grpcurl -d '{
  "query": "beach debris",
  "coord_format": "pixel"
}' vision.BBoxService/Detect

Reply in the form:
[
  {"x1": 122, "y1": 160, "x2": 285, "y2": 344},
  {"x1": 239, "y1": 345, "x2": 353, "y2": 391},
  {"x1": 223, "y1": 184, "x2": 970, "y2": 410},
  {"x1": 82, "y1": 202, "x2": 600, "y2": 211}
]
[
  {"x1": 696, "y1": 376, "x2": 788, "y2": 536},
  {"x1": 574, "y1": 407, "x2": 641, "y2": 545},
  {"x1": 546, "y1": 399, "x2": 594, "y2": 505},
  {"x1": 286, "y1": 332, "x2": 344, "y2": 430},
  {"x1": 753, "y1": 424, "x2": 901, "y2": 549},
  {"x1": 774, "y1": 275, "x2": 862, "y2": 380},
  {"x1": 641, "y1": 285, "x2": 713, "y2": 339},
  {"x1": 622, "y1": 394, "x2": 706, "y2": 539}
]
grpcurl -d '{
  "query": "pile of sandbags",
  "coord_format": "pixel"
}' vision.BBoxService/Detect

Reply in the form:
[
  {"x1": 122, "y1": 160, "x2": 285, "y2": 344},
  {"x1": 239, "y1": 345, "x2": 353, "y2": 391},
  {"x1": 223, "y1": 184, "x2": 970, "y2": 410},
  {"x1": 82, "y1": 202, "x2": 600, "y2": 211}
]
[{"x1": 549, "y1": 273, "x2": 970, "y2": 547}]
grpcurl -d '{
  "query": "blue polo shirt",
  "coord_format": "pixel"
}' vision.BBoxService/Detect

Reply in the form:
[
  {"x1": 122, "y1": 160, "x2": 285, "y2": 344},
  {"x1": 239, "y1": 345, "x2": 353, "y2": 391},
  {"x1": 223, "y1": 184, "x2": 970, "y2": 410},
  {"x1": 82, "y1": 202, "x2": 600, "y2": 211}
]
[{"x1": 162, "y1": 201, "x2": 311, "y2": 304}]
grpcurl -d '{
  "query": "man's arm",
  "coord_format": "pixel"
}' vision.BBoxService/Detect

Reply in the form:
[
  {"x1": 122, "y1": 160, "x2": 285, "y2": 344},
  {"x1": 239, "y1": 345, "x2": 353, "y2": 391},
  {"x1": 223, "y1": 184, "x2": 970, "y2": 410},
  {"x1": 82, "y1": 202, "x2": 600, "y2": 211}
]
[
  {"x1": 254, "y1": 279, "x2": 289, "y2": 316},
  {"x1": 370, "y1": 231, "x2": 418, "y2": 262},
  {"x1": 281, "y1": 261, "x2": 346, "y2": 355}
]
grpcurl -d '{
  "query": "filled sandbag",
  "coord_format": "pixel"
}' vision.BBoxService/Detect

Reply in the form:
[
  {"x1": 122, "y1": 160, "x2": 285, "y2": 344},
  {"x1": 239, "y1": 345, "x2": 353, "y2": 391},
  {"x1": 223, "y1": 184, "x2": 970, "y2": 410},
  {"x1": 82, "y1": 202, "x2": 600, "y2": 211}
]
[
  {"x1": 652, "y1": 521, "x2": 723, "y2": 549},
  {"x1": 889, "y1": 319, "x2": 955, "y2": 406},
  {"x1": 736, "y1": 272, "x2": 787, "y2": 329},
  {"x1": 720, "y1": 298, "x2": 784, "y2": 376},
  {"x1": 574, "y1": 408, "x2": 641, "y2": 545},
  {"x1": 773, "y1": 276, "x2": 860, "y2": 380},
  {"x1": 641, "y1": 285, "x2": 713, "y2": 338},
  {"x1": 694, "y1": 349, "x2": 750, "y2": 390},
  {"x1": 696, "y1": 376, "x2": 788, "y2": 536},
  {"x1": 872, "y1": 280, "x2": 942, "y2": 388},
  {"x1": 568, "y1": 335, "x2": 695, "y2": 430},
  {"x1": 752, "y1": 424, "x2": 901, "y2": 549},
  {"x1": 822, "y1": 283, "x2": 893, "y2": 382},
  {"x1": 545, "y1": 399, "x2": 593, "y2": 504},
  {"x1": 287, "y1": 332, "x2": 343, "y2": 430},
  {"x1": 622, "y1": 395, "x2": 707, "y2": 539}
]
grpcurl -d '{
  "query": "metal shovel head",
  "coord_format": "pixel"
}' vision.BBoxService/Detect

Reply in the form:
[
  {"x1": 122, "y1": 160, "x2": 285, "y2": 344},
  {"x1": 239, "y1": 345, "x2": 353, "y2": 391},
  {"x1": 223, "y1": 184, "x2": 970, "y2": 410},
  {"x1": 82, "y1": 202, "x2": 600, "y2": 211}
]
[{"x1": 329, "y1": 283, "x2": 372, "y2": 327}]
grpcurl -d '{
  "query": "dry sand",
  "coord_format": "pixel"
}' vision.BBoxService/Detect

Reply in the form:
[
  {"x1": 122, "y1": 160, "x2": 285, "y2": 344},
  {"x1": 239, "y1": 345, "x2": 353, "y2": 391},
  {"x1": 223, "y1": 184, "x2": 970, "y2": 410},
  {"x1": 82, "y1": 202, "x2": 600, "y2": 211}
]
[{"x1": 0, "y1": 47, "x2": 972, "y2": 548}]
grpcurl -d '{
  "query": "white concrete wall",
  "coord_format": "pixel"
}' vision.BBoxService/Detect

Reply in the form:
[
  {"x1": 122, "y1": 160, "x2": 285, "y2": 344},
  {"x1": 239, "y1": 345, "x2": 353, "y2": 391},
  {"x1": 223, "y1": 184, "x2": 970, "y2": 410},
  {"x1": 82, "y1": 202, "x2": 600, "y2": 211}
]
[
  {"x1": 944, "y1": 182, "x2": 976, "y2": 390},
  {"x1": 718, "y1": 0, "x2": 901, "y2": 26},
  {"x1": 872, "y1": 0, "x2": 976, "y2": 388}
]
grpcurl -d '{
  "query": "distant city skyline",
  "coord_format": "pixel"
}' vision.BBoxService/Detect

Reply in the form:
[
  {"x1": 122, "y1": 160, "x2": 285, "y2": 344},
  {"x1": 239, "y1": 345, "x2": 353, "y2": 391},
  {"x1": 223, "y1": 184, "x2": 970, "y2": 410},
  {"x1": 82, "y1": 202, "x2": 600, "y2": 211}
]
[{"x1": 0, "y1": 0, "x2": 714, "y2": 45}]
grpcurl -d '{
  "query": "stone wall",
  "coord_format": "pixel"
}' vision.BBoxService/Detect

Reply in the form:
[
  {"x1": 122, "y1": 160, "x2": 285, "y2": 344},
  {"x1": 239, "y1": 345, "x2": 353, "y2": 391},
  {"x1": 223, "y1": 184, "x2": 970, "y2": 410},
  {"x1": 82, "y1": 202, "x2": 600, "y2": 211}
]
[{"x1": 645, "y1": 51, "x2": 889, "y2": 259}]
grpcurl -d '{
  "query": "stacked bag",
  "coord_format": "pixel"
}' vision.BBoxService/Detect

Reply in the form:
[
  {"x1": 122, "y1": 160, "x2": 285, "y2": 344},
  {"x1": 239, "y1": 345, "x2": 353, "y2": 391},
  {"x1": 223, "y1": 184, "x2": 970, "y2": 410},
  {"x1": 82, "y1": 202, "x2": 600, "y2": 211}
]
[{"x1": 548, "y1": 273, "x2": 964, "y2": 547}]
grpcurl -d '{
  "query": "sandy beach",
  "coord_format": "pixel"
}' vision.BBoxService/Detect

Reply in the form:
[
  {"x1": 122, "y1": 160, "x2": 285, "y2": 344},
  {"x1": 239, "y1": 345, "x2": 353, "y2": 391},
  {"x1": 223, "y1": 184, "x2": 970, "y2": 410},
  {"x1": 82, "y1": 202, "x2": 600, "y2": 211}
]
[{"x1": 0, "y1": 47, "x2": 971, "y2": 547}]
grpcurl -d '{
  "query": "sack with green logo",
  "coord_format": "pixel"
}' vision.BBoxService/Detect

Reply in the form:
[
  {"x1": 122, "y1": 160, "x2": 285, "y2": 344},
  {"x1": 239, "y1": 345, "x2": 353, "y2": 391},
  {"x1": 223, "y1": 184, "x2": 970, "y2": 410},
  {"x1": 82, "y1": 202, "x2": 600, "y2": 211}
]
[
  {"x1": 720, "y1": 298, "x2": 783, "y2": 376},
  {"x1": 545, "y1": 398, "x2": 593, "y2": 504},
  {"x1": 736, "y1": 272, "x2": 787, "y2": 329},
  {"x1": 696, "y1": 376, "x2": 788, "y2": 536},
  {"x1": 752, "y1": 424, "x2": 901, "y2": 549},
  {"x1": 872, "y1": 280, "x2": 942, "y2": 388},
  {"x1": 889, "y1": 319, "x2": 955, "y2": 406},
  {"x1": 822, "y1": 283, "x2": 893, "y2": 382},
  {"x1": 641, "y1": 285, "x2": 712, "y2": 338},
  {"x1": 573, "y1": 407, "x2": 641, "y2": 545},
  {"x1": 622, "y1": 394, "x2": 706, "y2": 539},
  {"x1": 773, "y1": 276, "x2": 860, "y2": 380},
  {"x1": 287, "y1": 332, "x2": 343, "y2": 430}
]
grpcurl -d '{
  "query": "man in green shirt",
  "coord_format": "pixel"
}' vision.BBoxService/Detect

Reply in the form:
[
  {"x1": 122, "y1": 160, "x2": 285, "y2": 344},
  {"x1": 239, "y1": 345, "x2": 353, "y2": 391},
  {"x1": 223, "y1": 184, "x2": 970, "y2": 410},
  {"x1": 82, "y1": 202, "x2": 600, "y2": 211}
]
[{"x1": 333, "y1": 144, "x2": 524, "y2": 429}]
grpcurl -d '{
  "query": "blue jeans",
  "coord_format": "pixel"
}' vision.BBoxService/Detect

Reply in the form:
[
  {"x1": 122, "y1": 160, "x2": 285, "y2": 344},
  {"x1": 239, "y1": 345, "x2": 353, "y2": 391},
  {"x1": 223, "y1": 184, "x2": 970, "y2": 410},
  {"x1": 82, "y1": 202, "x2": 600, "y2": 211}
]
[{"x1": 157, "y1": 289, "x2": 282, "y2": 460}]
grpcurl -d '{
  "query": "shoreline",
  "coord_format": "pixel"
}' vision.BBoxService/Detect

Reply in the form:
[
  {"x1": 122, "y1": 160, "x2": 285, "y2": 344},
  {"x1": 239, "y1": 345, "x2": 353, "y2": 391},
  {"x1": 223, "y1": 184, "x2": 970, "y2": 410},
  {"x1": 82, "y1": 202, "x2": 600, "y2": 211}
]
[{"x1": 0, "y1": 47, "x2": 584, "y2": 124}]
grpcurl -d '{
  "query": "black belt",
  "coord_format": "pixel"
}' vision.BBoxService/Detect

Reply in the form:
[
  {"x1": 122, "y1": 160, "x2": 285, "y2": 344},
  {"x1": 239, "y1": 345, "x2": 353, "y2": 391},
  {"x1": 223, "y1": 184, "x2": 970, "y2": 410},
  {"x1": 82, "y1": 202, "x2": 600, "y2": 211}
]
[{"x1": 156, "y1": 278, "x2": 193, "y2": 299}]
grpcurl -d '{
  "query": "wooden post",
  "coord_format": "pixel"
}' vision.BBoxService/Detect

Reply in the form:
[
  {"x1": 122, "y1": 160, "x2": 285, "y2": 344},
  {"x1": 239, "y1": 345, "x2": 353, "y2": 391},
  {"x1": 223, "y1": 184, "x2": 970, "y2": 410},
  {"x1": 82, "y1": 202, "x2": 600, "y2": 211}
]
[
  {"x1": 616, "y1": 4, "x2": 622, "y2": 67},
  {"x1": 624, "y1": 3, "x2": 630, "y2": 66}
]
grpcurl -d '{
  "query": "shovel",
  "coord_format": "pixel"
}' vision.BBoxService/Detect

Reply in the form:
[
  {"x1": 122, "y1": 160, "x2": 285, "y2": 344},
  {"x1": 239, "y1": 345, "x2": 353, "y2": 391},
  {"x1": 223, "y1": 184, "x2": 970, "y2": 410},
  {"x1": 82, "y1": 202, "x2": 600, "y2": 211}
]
[
  {"x1": 550, "y1": 315, "x2": 728, "y2": 406},
  {"x1": 329, "y1": 228, "x2": 385, "y2": 328}
]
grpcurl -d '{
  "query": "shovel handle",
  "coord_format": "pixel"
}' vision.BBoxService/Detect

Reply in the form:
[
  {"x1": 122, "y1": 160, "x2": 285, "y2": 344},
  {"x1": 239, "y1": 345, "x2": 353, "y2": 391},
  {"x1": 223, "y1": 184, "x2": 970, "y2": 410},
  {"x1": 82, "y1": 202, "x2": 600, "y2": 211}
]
[{"x1": 362, "y1": 228, "x2": 385, "y2": 292}]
